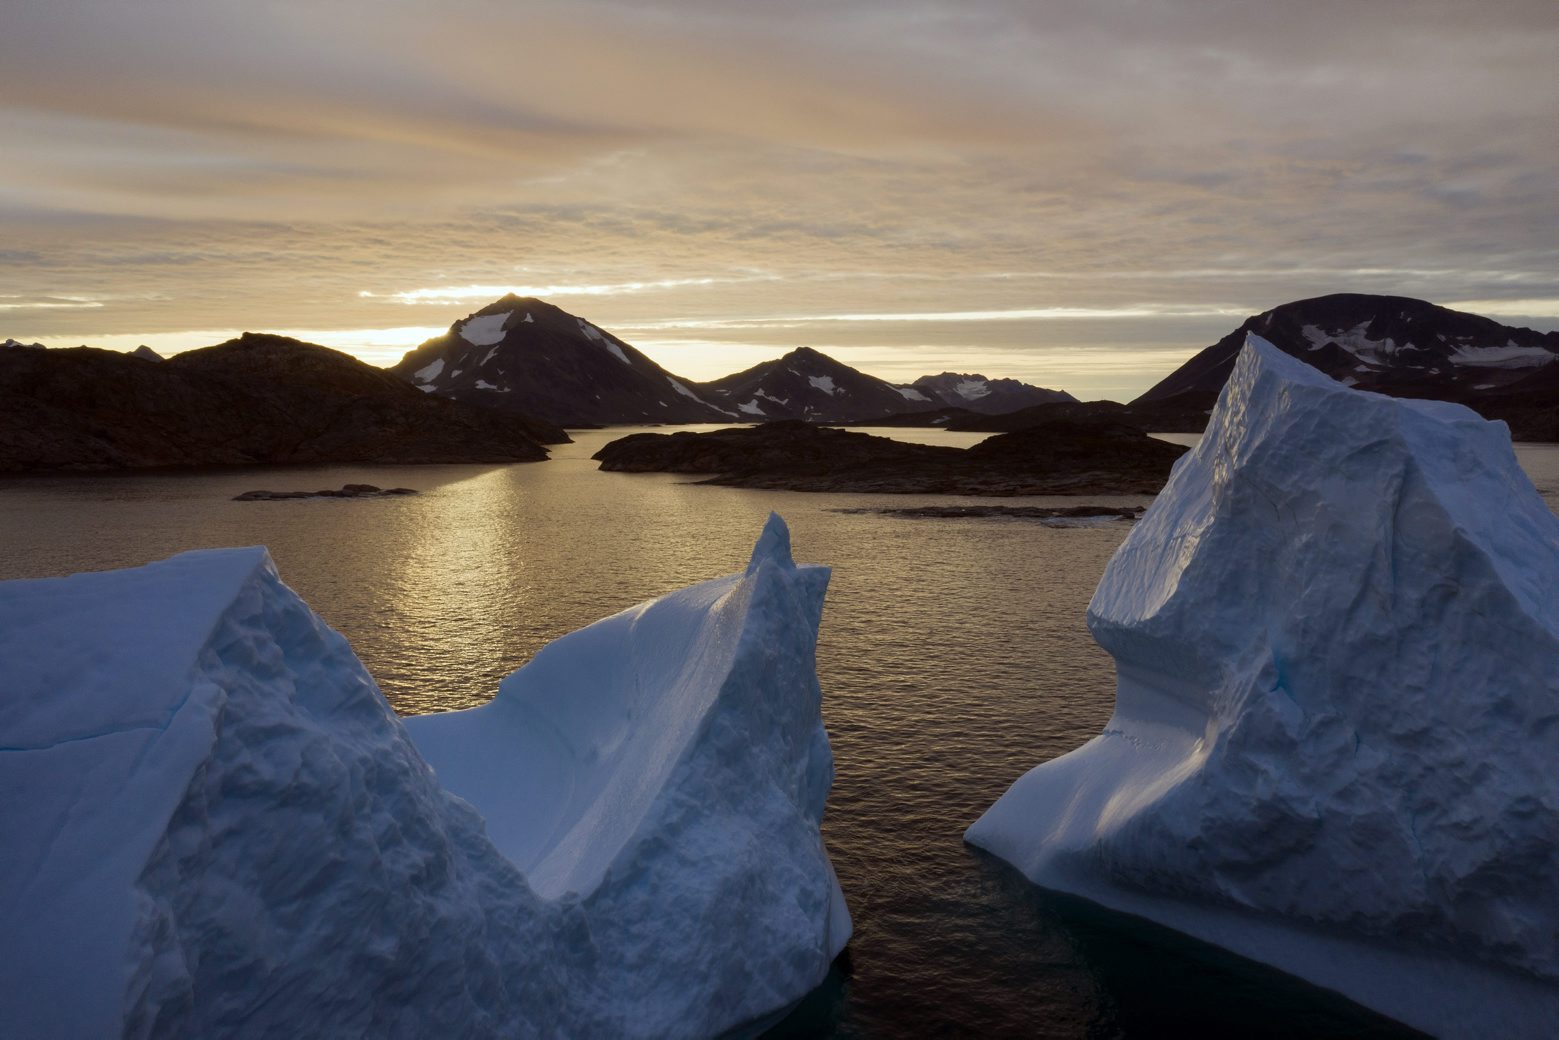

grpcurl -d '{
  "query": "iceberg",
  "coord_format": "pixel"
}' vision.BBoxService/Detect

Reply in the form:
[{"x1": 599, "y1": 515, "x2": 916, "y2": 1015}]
[
  {"x1": 0, "y1": 514, "x2": 848, "y2": 1038},
  {"x1": 967, "y1": 335, "x2": 1559, "y2": 1038}
]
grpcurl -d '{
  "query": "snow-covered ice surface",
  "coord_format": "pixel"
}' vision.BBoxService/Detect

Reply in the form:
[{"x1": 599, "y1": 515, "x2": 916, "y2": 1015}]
[
  {"x1": 967, "y1": 335, "x2": 1559, "y2": 1039},
  {"x1": 405, "y1": 511, "x2": 849, "y2": 946},
  {"x1": 459, "y1": 311, "x2": 511, "y2": 346},
  {"x1": 0, "y1": 515, "x2": 848, "y2": 1039}
]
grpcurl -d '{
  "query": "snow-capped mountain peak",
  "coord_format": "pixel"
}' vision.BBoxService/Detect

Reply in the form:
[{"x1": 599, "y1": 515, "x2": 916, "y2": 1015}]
[
  {"x1": 390, "y1": 296, "x2": 732, "y2": 426},
  {"x1": 696, "y1": 345, "x2": 938, "y2": 423},
  {"x1": 1136, "y1": 293, "x2": 1559, "y2": 406},
  {"x1": 909, "y1": 372, "x2": 1075, "y2": 414}
]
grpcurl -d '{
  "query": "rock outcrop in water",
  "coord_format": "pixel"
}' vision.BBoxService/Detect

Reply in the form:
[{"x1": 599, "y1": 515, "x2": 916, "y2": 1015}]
[
  {"x1": 233, "y1": 483, "x2": 418, "y2": 500},
  {"x1": 594, "y1": 419, "x2": 1186, "y2": 495},
  {"x1": 0, "y1": 516, "x2": 848, "y2": 1038},
  {"x1": 967, "y1": 335, "x2": 1559, "y2": 1038}
]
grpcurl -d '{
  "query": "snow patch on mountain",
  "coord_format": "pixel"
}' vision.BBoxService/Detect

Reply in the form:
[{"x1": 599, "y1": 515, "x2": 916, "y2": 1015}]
[
  {"x1": 808, "y1": 375, "x2": 839, "y2": 395},
  {"x1": 1301, "y1": 320, "x2": 1408, "y2": 362},
  {"x1": 459, "y1": 312, "x2": 511, "y2": 346},
  {"x1": 1448, "y1": 342, "x2": 1555, "y2": 368},
  {"x1": 575, "y1": 318, "x2": 630, "y2": 364},
  {"x1": 895, "y1": 386, "x2": 930, "y2": 402},
  {"x1": 412, "y1": 357, "x2": 445, "y2": 383},
  {"x1": 953, "y1": 379, "x2": 991, "y2": 400},
  {"x1": 738, "y1": 399, "x2": 766, "y2": 416}
]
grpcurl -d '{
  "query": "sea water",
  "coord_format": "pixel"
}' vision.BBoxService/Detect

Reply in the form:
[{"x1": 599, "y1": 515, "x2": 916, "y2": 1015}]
[{"x1": 5, "y1": 428, "x2": 1554, "y2": 1037}]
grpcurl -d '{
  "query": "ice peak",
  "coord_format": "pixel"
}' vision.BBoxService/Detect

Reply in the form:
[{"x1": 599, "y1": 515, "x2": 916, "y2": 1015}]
[
  {"x1": 746, "y1": 512, "x2": 794, "y2": 574},
  {"x1": 971, "y1": 324, "x2": 1559, "y2": 1037}
]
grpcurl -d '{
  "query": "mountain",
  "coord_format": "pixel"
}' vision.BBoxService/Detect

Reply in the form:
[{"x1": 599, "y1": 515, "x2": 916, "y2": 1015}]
[
  {"x1": 391, "y1": 296, "x2": 1084, "y2": 426},
  {"x1": 390, "y1": 295, "x2": 733, "y2": 426},
  {"x1": 0, "y1": 333, "x2": 560, "y2": 473},
  {"x1": 1134, "y1": 295, "x2": 1559, "y2": 436},
  {"x1": 911, "y1": 372, "x2": 1075, "y2": 413},
  {"x1": 131, "y1": 345, "x2": 163, "y2": 361},
  {"x1": 695, "y1": 346, "x2": 939, "y2": 423},
  {"x1": 3, "y1": 338, "x2": 45, "y2": 350}
]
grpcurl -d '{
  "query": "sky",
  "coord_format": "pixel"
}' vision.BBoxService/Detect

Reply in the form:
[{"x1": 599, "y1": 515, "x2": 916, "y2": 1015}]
[{"x1": 3, "y1": 0, "x2": 1556, "y2": 401}]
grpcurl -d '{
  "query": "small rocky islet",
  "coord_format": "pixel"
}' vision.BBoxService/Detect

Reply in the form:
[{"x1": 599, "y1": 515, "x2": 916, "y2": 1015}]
[{"x1": 233, "y1": 483, "x2": 418, "y2": 501}]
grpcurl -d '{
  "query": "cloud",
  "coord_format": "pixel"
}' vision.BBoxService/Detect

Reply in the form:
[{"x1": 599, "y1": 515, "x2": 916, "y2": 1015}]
[{"x1": 1, "y1": 0, "x2": 1555, "y2": 397}]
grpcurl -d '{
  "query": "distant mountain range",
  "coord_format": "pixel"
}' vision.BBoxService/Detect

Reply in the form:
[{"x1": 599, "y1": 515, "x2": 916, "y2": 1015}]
[
  {"x1": 7, "y1": 292, "x2": 1555, "y2": 475},
  {"x1": 389, "y1": 296, "x2": 1073, "y2": 426},
  {"x1": 910, "y1": 372, "x2": 1075, "y2": 413},
  {"x1": 0, "y1": 333, "x2": 561, "y2": 473},
  {"x1": 1135, "y1": 294, "x2": 1558, "y2": 439}
]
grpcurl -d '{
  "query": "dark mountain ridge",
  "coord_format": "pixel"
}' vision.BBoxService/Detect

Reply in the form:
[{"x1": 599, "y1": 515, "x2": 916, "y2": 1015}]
[{"x1": 0, "y1": 333, "x2": 558, "y2": 473}]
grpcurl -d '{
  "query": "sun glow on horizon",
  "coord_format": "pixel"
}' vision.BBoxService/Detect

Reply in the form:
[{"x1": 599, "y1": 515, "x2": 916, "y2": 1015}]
[{"x1": 361, "y1": 275, "x2": 777, "y2": 306}]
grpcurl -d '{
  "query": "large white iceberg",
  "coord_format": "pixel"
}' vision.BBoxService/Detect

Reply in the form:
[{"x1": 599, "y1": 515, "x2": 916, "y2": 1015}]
[
  {"x1": 0, "y1": 514, "x2": 848, "y2": 1038},
  {"x1": 967, "y1": 336, "x2": 1559, "y2": 1038}
]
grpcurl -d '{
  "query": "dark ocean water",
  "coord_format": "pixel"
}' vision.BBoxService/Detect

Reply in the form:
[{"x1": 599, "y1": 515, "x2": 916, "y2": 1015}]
[{"x1": 3, "y1": 430, "x2": 1554, "y2": 1037}]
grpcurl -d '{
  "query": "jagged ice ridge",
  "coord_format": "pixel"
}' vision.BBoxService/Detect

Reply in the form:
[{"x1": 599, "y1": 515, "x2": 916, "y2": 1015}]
[{"x1": 0, "y1": 514, "x2": 848, "y2": 1039}]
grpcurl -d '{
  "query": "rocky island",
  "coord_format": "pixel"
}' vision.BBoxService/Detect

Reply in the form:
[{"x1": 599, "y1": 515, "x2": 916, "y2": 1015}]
[{"x1": 593, "y1": 419, "x2": 1186, "y2": 495}]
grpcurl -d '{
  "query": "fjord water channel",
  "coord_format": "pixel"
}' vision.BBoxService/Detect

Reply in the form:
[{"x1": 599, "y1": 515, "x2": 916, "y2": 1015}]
[{"x1": 5, "y1": 427, "x2": 1556, "y2": 1038}]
